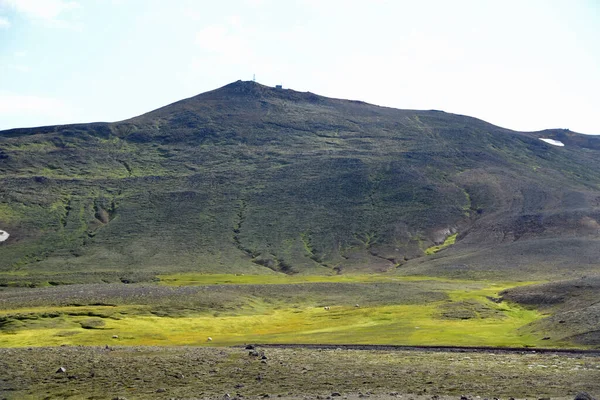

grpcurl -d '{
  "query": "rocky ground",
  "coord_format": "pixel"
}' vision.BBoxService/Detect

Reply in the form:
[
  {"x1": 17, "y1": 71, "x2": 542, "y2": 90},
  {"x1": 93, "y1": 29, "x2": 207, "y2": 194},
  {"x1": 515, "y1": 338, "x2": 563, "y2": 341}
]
[{"x1": 0, "y1": 346, "x2": 598, "y2": 400}]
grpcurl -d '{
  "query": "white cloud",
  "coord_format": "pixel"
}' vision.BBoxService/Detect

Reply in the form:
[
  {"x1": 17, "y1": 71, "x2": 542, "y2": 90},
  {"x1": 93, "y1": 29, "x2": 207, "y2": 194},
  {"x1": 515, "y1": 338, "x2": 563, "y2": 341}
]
[
  {"x1": 1, "y1": 0, "x2": 79, "y2": 20},
  {"x1": 5, "y1": 64, "x2": 32, "y2": 72},
  {"x1": 195, "y1": 24, "x2": 252, "y2": 63},
  {"x1": 0, "y1": 0, "x2": 81, "y2": 29},
  {"x1": 0, "y1": 15, "x2": 9, "y2": 28},
  {"x1": 243, "y1": 0, "x2": 268, "y2": 7},
  {"x1": 0, "y1": 93, "x2": 74, "y2": 120},
  {"x1": 196, "y1": 25, "x2": 244, "y2": 52},
  {"x1": 227, "y1": 15, "x2": 241, "y2": 27}
]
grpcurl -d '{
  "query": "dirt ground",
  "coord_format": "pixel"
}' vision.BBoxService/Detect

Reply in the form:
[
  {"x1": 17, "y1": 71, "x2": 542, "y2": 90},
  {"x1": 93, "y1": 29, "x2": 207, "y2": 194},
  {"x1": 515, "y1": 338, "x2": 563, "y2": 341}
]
[{"x1": 1, "y1": 345, "x2": 599, "y2": 400}]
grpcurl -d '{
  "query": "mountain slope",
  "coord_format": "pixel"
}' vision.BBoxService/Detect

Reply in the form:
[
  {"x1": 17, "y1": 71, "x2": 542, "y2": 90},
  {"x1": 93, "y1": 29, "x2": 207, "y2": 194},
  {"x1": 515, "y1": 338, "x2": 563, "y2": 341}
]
[{"x1": 1, "y1": 80, "x2": 600, "y2": 284}]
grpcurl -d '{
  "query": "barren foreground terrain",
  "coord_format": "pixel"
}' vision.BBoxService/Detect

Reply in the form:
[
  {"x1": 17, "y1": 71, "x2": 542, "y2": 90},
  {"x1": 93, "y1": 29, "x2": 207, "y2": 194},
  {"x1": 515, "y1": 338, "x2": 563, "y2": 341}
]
[{"x1": 1, "y1": 345, "x2": 599, "y2": 399}]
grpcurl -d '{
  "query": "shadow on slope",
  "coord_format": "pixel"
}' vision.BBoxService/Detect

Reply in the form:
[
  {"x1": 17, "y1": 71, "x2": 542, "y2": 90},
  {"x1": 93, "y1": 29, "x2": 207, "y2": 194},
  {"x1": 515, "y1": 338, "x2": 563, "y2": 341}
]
[{"x1": 501, "y1": 276, "x2": 600, "y2": 346}]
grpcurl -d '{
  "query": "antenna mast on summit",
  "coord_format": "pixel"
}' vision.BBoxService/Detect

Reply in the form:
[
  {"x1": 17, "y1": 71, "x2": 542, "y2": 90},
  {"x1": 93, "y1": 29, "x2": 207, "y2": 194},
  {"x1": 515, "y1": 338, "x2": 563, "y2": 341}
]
[{"x1": 253, "y1": 74, "x2": 256, "y2": 82}]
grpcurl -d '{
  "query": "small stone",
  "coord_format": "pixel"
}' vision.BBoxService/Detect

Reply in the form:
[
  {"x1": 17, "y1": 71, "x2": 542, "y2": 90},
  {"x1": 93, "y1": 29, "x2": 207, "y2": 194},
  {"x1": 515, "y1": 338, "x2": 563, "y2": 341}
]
[
  {"x1": 112, "y1": 335, "x2": 119, "y2": 339},
  {"x1": 56, "y1": 367, "x2": 66, "y2": 373},
  {"x1": 245, "y1": 344, "x2": 255, "y2": 349},
  {"x1": 156, "y1": 388, "x2": 166, "y2": 393},
  {"x1": 332, "y1": 393, "x2": 341, "y2": 397},
  {"x1": 575, "y1": 393, "x2": 597, "y2": 400}
]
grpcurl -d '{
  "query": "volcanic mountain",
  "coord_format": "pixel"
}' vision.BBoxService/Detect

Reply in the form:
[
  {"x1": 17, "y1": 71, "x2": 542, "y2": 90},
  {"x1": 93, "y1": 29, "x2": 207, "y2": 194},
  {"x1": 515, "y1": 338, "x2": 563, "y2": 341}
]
[{"x1": 1, "y1": 80, "x2": 600, "y2": 285}]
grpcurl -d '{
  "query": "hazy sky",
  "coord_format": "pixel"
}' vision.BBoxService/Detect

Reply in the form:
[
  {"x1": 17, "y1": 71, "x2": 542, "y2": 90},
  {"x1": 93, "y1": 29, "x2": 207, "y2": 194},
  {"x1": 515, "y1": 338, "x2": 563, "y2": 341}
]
[{"x1": 0, "y1": 0, "x2": 599, "y2": 134}]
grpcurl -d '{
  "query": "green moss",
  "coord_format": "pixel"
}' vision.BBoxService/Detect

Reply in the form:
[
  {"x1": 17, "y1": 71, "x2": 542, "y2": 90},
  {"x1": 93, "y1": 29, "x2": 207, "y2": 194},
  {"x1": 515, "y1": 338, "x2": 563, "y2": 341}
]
[
  {"x1": 79, "y1": 318, "x2": 106, "y2": 329},
  {"x1": 157, "y1": 273, "x2": 466, "y2": 286},
  {"x1": 3, "y1": 82, "x2": 600, "y2": 280},
  {"x1": 425, "y1": 233, "x2": 458, "y2": 255},
  {"x1": 299, "y1": 232, "x2": 315, "y2": 257},
  {"x1": 0, "y1": 278, "x2": 554, "y2": 348},
  {"x1": 0, "y1": 203, "x2": 22, "y2": 223}
]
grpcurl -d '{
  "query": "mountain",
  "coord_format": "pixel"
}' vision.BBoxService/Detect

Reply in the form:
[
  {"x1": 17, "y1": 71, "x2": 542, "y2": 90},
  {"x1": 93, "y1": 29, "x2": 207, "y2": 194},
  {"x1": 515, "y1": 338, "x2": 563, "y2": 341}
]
[{"x1": 2, "y1": 80, "x2": 600, "y2": 285}]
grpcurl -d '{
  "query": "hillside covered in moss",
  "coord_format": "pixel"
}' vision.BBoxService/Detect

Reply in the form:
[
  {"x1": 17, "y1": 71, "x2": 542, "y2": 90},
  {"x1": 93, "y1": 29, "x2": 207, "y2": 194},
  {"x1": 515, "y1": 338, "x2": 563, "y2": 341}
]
[{"x1": 2, "y1": 80, "x2": 600, "y2": 284}]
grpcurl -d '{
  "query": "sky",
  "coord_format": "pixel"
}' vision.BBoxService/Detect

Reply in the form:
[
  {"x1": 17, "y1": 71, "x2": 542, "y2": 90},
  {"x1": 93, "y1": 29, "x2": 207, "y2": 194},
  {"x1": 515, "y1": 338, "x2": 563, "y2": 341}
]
[{"x1": 0, "y1": 0, "x2": 599, "y2": 134}]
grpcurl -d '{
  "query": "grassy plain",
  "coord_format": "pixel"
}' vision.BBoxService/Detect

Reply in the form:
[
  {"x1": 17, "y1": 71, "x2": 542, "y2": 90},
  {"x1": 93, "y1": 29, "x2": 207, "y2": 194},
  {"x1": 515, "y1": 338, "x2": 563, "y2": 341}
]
[
  {"x1": 1, "y1": 274, "x2": 598, "y2": 399},
  {"x1": 156, "y1": 273, "x2": 471, "y2": 286},
  {"x1": 0, "y1": 274, "x2": 554, "y2": 348}
]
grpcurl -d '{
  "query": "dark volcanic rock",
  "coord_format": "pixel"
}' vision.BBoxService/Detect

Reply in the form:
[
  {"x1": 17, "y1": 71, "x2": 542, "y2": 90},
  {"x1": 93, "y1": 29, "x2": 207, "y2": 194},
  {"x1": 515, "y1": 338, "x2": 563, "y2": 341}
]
[{"x1": 574, "y1": 393, "x2": 597, "y2": 400}]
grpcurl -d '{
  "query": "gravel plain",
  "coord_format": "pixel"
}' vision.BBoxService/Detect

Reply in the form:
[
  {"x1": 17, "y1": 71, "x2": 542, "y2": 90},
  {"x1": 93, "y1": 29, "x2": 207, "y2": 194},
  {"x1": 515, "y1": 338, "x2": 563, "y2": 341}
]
[{"x1": 1, "y1": 345, "x2": 599, "y2": 400}]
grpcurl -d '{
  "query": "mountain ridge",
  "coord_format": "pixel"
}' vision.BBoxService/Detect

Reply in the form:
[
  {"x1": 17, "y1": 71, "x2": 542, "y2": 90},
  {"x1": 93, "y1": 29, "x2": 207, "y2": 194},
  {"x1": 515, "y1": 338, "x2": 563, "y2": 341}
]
[
  {"x1": 1, "y1": 80, "x2": 600, "y2": 285},
  {"x1": 1, "y1": 80, "x2": 594, "y2": 142}
]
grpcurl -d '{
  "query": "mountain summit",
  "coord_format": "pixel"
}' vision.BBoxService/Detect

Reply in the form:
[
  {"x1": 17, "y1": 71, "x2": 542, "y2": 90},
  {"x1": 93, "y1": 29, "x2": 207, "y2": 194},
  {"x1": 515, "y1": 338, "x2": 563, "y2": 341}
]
[{"x1": 1, "y1": 81, "x2": 600, "y2": 283}]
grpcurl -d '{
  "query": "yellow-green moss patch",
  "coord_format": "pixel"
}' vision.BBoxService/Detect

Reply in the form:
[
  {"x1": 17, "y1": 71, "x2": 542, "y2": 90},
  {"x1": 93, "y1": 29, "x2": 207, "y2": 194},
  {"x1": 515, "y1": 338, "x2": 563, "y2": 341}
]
[{"x1": 425, "y1": 233, "x2": 458, "y2": 255}]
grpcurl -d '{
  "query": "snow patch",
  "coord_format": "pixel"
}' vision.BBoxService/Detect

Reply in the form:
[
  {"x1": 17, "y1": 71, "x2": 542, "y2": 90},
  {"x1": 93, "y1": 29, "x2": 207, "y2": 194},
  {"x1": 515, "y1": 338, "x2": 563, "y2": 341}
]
[
  {"x1": 0, "y1": 230, "x2": 9, "y2": 242},
  {"x1": 539, "y1": 138, "x2": 565, "y2": 147}
]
